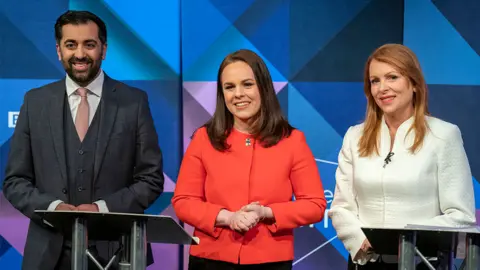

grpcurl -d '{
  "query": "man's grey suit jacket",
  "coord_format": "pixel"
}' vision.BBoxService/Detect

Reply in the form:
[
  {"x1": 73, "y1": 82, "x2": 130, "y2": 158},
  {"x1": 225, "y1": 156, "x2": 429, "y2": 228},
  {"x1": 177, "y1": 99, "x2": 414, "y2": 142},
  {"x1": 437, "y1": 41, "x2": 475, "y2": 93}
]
[{"x1": 2, "y1": 74, "x2": 164, "y2": 270}]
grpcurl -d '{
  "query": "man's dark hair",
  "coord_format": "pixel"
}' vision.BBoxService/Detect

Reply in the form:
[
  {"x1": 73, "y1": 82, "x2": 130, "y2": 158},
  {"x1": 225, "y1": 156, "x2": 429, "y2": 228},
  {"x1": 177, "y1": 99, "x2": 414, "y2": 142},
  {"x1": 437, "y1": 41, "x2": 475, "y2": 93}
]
[
  {"x1": 203, "y1": 49, "x2": 294, "y2": 152},
  {"x1": 55, "y1": 10, "x2": 107, "y2": 44}
]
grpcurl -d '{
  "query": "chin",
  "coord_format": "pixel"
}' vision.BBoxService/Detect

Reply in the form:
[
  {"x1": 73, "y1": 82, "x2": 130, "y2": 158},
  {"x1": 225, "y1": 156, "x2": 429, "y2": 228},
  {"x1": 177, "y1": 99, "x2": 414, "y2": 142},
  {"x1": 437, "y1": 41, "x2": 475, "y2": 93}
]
[{"x1": 235, "y1": 115, "x2": 254, "y2": 121}]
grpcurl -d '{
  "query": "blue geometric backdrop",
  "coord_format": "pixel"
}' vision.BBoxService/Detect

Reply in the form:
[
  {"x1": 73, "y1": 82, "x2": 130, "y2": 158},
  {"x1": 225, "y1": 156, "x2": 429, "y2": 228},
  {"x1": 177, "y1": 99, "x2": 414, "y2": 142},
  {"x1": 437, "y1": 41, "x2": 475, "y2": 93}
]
[
  {"x1": 0, "y1": 1, "x2": 181, "y2": 269},
  {"x1": 2, "y1": 0, "x2": 480, "y2": 269},
  {"x1": 181, "y1": 0, "x2": 480, "y2": 269}
]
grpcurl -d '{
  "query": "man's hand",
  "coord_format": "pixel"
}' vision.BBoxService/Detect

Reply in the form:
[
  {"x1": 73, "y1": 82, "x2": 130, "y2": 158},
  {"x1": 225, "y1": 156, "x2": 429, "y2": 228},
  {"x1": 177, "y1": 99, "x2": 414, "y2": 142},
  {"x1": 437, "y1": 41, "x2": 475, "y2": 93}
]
[
  {"x1": 76, "y1": 204, "x2": 99, "y2": 212},
  {"x1": 55, "y1": 203, "x2": 76, "y2": 211}
]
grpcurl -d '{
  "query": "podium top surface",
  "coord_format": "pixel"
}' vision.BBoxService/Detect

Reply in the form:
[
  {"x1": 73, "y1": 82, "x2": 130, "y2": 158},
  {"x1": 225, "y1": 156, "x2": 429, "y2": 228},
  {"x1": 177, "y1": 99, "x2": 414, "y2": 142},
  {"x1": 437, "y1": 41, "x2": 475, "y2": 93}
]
[
  {"x1": 361, "y1": 224, "x2": 480, "y2": 257},
  {"x1": 35, "y1": 210, "x2": 198, "y2": 245},
  {"x1": 362, "y1": 224, "x2": 480, "y2": 234}
]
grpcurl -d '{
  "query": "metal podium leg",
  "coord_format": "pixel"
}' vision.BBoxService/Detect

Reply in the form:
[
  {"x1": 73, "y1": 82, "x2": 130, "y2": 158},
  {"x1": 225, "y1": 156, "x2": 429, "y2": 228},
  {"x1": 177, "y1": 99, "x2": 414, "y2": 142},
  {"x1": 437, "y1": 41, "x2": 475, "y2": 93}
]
[
  {"x1": 398, "y1": 231, "x2": 416, "y2": 270},
  {"x1": 465, "y1": 233, "x2": 480, "y2": 270},
  {"x1": 130, "y1": 220, "x2": 147, "y2": 270},
  {"x1": 437, "y1": 250, "x2": 454, "y2": 270},
  {"x1": 72, "y1": 217, "x2": 88, "y2": 270},
  {"x1": 119, "y1": 234, "x2": 131, "y2": 270}
]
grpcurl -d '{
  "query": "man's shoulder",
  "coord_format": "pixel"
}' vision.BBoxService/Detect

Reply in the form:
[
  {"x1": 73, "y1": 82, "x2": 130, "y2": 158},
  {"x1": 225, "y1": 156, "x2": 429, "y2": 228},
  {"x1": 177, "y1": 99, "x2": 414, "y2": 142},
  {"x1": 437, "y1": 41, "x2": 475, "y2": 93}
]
[
  {"x1": 107, "y1": 77, "x2": 147, "y2": 98},
  {"x1": 24, "y1": 79, "x2": 65, "y2": 100}
]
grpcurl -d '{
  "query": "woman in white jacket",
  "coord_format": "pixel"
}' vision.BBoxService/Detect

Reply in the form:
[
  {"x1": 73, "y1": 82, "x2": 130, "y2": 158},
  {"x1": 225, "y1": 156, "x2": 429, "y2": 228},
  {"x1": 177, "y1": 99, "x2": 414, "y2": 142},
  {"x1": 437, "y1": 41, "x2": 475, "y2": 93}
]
[{"x1": 329, "y1": 43, "x2": 476, "y2": 269}]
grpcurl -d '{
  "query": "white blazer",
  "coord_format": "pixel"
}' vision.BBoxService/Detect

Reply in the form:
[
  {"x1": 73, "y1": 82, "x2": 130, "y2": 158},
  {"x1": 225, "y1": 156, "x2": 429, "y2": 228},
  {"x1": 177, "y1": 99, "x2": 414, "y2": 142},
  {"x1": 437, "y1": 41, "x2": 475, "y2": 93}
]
[{"x1": 329, "y1": 116, "x2": 476, "y2": 264}]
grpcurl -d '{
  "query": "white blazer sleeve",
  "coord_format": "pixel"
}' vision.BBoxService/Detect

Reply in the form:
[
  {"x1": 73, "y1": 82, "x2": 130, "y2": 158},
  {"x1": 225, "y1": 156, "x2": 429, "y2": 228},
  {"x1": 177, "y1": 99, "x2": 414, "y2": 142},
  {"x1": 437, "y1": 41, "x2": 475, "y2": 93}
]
[
  {"x1": 329, "y1": 127, "x2": 371, "y2": 264},
  {"x1": 421, "y1": 125, "x2": 476, "y2": 227}
]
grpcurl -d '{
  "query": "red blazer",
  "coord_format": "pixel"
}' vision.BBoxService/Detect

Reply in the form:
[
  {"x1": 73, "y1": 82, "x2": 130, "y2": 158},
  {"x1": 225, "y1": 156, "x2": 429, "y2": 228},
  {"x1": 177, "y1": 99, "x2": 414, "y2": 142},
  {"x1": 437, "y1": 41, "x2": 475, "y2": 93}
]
[{"x1": 172, "y1": 127, "x2": 326, "y2": 264}]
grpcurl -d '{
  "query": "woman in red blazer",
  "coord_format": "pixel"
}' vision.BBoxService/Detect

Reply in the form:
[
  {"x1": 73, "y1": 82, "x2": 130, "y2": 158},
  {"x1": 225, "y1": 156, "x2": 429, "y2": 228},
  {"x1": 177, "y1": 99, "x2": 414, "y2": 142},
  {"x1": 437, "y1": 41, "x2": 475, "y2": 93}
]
[{"x1": 172, "y1": 49, "x2": 326, "y2": 270}]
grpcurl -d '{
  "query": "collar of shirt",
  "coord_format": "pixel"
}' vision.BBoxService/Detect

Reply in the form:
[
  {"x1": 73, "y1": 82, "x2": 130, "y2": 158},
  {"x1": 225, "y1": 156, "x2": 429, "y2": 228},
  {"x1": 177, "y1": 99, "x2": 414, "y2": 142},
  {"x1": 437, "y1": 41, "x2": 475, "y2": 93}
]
[{"x1": 65, "y1": 69, "x2": 104, "y2": 97}]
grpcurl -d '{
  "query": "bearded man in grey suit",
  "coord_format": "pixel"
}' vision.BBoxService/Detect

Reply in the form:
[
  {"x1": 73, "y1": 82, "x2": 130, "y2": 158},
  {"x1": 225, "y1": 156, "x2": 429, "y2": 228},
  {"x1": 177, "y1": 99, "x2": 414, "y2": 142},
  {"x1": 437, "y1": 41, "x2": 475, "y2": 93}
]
[{"x1": 2, "y1": 10, "x2": 164, "y2": 270}]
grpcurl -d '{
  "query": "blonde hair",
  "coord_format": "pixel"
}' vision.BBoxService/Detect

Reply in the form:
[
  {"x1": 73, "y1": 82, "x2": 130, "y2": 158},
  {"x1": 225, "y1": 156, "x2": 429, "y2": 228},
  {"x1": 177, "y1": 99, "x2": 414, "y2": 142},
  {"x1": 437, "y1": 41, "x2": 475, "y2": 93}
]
[{"x1": 358, "y1": 44, "x2": 429, "y2": 157}]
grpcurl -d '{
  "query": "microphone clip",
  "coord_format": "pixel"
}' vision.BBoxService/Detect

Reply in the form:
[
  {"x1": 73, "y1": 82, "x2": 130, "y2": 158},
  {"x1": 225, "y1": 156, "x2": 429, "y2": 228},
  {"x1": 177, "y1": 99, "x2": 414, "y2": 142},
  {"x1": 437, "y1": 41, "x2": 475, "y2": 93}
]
[{"x1": 383, "y1": 152, "x2": 394, "y2": 168}]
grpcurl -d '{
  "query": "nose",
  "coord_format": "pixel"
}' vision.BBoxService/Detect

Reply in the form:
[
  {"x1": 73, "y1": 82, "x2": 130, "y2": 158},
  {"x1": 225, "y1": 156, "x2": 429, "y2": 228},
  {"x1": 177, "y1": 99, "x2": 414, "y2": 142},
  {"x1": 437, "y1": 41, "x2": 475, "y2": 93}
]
[
  {"x1": 233, "y1": 86, "x2": 245, "y2": 97},
  {"x1": 74, "y1": 46, "x2": 87, "y2": 59},
  {"x1": 378, "y1": 80, "x2": 388, "y2": 92}
]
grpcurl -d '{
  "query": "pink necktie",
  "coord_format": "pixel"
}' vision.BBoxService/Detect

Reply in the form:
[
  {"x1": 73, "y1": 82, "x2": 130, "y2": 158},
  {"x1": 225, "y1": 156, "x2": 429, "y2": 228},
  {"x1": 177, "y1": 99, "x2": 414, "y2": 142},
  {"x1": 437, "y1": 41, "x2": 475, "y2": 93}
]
[{"x1": 75, "y1": 88, "x2": 89, "y2": 142}]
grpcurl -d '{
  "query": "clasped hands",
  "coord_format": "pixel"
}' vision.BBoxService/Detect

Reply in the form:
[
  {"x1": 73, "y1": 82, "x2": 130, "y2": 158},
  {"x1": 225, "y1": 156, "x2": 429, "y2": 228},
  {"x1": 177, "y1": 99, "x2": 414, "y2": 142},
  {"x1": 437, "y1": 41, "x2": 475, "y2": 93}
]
[
  {"x1": 226, "y1": 202, "x2": 272, "y2": 233},
  {"x1": 55, "y1": 202, "x2": 99, "y2": 212}
]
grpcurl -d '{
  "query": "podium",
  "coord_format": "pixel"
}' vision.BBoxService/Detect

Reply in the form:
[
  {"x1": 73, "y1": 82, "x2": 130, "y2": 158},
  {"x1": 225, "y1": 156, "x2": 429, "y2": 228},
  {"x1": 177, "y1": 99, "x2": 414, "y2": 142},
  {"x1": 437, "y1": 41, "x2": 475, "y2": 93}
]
[
  {"x1": 361, "y1": 225, "x2": 480, "y2": 270},
  {"x1": 35, "y1": 210, "x2": 198, "y2": 270}
]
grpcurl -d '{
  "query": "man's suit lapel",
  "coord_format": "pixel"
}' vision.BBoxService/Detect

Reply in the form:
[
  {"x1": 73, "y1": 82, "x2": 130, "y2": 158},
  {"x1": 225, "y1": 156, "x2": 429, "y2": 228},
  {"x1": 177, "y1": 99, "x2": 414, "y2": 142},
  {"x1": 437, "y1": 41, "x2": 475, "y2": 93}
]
[
  {"x1": 48, "y1": 79, "x2": 68, "y2": 186},
  {"x1": 93, "y1": 75, "x2": 118, "y2": 182}
]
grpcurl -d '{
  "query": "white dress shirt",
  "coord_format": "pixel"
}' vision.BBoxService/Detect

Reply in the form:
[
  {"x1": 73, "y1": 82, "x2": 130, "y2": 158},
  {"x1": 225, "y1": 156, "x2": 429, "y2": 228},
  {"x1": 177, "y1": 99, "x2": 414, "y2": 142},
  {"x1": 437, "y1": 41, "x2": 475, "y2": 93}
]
[
  {"x1": 47, "y1": 70, "x2": 109, "y2": 213},
  {"x1": 329, "y1": 115, "x2": 476, "y2": 264}
]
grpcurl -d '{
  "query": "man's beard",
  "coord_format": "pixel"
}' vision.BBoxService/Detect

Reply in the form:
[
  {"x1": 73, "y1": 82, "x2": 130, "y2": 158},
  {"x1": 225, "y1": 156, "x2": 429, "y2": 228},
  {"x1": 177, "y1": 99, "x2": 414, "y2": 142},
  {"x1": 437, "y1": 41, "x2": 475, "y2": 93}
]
[{"x1": 63, "y1": 55, "x2": 101, "y2": 86}]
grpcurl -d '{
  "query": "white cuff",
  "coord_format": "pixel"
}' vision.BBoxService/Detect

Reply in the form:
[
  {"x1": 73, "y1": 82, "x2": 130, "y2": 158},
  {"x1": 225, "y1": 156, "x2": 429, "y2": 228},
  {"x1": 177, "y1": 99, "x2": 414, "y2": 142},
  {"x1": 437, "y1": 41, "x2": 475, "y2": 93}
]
[
  {"x1": 47, "y1": 200, "x2": 63, "y2": 211},
  {"x1": 44, "y1": 200, "x2": 63, "y2": 227},
  {"x1": 93, "y1": 200, "x2": 109, "y2": 213}
]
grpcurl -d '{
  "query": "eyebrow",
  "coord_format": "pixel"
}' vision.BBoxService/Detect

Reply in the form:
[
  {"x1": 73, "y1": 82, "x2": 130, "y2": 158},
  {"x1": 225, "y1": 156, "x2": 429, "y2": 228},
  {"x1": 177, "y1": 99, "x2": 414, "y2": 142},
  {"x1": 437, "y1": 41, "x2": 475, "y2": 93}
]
[
  {"x1": 369, "y1": 71, "x2": 398, "y2": 79},
  {"x1": 64, "y1": 39, "x2": 98, "y2": 44},
  {"x1": 223, "y1": 78, "x2": 254, "y2": 86}
]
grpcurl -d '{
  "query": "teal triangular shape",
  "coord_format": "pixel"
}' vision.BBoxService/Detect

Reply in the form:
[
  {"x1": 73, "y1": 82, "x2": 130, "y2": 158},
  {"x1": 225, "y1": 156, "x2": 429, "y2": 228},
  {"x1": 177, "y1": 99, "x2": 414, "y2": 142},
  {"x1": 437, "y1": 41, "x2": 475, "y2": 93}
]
[
  {"x1": 180, "y1": 0, "x2": 233, "y2": 71},
  {"x1": 290, "y1": 0, "x2": 370, "y2": 77},
  {"x1": 288, "y1": 84, "x2": 342, "y2": 159},
  {"x1": 69, "y1": 0, "x2": 178, "y2": 80},
  {"x1": 184, "y1": 25, "x2": 286, "y2": 81},
  {"x1": 102, "y1": 0, "x2": 181, "y2": 73},
  {"x1": 234, "y1": 0, "x2": 290, "y2": 78},
  {"x1": 0, "y1": 13, "x2": 63, "y2": 79},
  {"x1": 209, "y1": 0, "x2": 256, "y2": 24},
  {"x1": 404, "y1": 0, "x2": 480, "y2": 85}
]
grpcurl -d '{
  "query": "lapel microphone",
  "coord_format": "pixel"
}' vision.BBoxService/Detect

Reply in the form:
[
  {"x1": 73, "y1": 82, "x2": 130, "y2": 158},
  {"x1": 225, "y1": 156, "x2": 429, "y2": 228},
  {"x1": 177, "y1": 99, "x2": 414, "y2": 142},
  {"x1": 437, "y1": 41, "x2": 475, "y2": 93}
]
[{"x1": 383, "y1": 152, "x2": 394, "y2": 168}]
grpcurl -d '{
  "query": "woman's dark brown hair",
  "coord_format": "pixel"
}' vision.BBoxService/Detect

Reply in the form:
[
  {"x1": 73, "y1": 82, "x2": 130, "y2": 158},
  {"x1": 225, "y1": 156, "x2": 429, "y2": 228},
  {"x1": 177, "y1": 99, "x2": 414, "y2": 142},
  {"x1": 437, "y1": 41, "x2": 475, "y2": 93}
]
[{"x1": 202, "y1": 49, "x2": 293, "y2": 151}]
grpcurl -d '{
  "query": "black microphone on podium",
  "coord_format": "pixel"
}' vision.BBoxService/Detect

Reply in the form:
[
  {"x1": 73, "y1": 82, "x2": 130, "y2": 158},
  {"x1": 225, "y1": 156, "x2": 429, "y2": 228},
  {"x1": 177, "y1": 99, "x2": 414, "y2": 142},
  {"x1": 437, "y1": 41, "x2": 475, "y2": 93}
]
[{"x1": 383, "y1": 152, "x2": 394, "y2": 168}]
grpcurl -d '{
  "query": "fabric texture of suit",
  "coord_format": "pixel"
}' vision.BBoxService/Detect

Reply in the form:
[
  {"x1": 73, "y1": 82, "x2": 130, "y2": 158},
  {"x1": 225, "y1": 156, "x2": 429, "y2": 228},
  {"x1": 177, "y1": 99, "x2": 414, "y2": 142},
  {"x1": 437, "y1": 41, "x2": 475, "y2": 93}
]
[
  {"x1": 2, "y1": 74, "x2": 164, "y2": 270},
  {"x1": 329, "y1": 116, "x2": 476, "y2": 265},
  {"x1": 172, "y1": 127, "x2": 326, "y2": 265}
]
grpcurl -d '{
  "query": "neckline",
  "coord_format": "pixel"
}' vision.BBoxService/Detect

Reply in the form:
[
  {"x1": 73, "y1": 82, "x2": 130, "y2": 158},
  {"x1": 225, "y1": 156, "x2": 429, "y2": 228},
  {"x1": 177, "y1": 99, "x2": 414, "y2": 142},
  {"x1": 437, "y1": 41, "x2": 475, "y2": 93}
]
[
  {"x1": 381, "y1": 114, "x2": 415, "y2": 133},
  {"x1": 233, "y1": 127, "x2": 251, "y2": 135},
  {"x1": 231, "y1": 127, "x2": 252, "y2": 139},
  {"x1": 380, "y1": 115, "x2": 415, "y2": 155}
]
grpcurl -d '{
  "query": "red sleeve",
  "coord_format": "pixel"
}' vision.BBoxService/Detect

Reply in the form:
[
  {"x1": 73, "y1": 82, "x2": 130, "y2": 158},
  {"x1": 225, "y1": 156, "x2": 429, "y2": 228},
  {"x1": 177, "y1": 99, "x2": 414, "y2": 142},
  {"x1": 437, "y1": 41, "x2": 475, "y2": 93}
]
[
  {"x1": 266, "y1": 131, "x2": 327, "y2": 232},
  {"x1": 171, "y1": 128, "x2": 224, "y2": 238}
]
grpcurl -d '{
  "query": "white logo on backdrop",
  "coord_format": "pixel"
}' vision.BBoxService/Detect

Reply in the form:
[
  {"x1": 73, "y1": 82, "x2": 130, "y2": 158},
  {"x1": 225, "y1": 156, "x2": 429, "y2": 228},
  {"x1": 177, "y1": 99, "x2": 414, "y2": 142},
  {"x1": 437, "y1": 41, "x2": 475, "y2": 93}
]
[{"x1": 8, "y1": 111, "x2": 19, "y2": 128}]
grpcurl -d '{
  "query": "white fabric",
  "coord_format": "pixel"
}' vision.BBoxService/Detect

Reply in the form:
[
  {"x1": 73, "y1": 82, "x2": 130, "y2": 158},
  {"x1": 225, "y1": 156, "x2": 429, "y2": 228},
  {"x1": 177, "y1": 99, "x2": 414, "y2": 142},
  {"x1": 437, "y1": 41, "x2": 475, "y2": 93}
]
[{"x1": 329, "y1": 115, "x2": 476, "y2": 265}]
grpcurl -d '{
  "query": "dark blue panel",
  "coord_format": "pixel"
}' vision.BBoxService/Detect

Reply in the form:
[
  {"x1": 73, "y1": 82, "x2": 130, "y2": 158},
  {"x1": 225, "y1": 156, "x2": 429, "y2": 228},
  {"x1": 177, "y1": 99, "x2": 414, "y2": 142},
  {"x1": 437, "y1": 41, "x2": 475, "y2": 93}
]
[
  {"x1": 70, "y1": 0, "x2": 178, "y2": 80},
  {"x1": 0, "y1": 139, "x2": 11, "y2": 189},
  {"x1": 0, "y1": 1, "x2": 67, "y2": 75},
  {"x1": 293, "y1": 226, "x2": 347, "y2": 269},
  {"x1": 0, "y1": 12, "x2": 63, "y2": 79},
  {"x1": 0, "y1": 235, "x2": 10, "y2": 258},
  {"x1": 433, "y1": 0, "x2": 480, "y2": 56},
  {"x1": 292, "y1": 82, "x2": 367, "y2": 137},
  {"x1": 234, "y1": 0, "x2": 289, "y2": 78},
  {"x1": 290, "y1": 0, "x2": 371, "y2": 78},
  {"x1": 277, "y1": 84, "x2": 289, "y2": 119},
  {"x1": 404, "y1": 0, "x2": 480, "y2": 85},
  {"x1": 145, "y1": 192, "x2": 174, "y2": 215},
  {"x1": 122, "y1": 80, "x2": 182, "y2": 180},
  {"x1": 292, "y1": 0, "x2": 404, "y2": 82},
  {"x1": 208, "y1": 0, "x2": 256, "y2": 24},
  {"x1": 428, "y1": 84, "x2": 480, "y2": 180}
]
